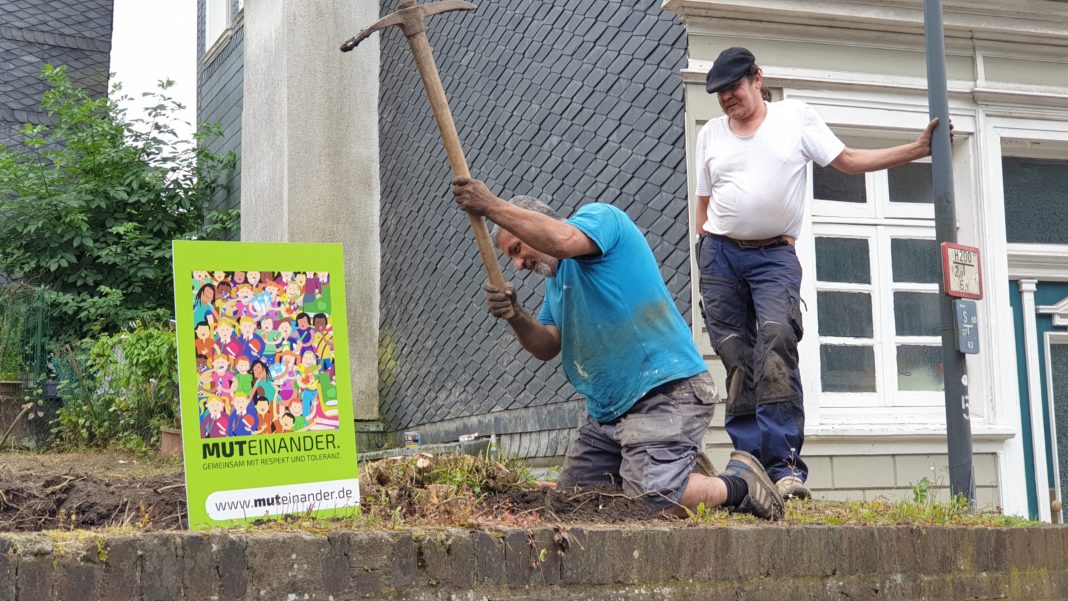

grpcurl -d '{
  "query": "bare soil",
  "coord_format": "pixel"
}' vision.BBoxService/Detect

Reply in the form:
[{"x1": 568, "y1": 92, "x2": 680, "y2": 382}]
[
  {"x1": 0, "y1": 452, "x2": 185, "y2": 531},
  {"x1": 0, "y1": 452, "x2": 662, "y2": 532}
]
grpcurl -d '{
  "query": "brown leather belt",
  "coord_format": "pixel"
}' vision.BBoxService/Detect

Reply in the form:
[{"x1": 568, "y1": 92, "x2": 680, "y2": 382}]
[{"x1": 713, "y1": 234, "x2": 795, "y2": 248}]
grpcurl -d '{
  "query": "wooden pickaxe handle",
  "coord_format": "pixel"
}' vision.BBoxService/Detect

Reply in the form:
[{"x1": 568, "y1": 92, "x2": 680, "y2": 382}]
[
  {"x1": 404, "y1": 33, "x2": 511, "y2": 301},
  {"x1": 342, "y1": 1, "x2": 514, "y2": 318}
]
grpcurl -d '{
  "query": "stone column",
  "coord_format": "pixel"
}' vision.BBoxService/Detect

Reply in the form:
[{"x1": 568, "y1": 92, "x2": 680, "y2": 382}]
[{"x1": 242, "y1": 0, "x2": 380, "y2": 420}]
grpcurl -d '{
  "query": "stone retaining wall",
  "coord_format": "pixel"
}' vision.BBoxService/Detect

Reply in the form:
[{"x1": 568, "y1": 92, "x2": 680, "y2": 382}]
[{"x1": 1, "y1": 526, "x2": 1065, "y2": 600}]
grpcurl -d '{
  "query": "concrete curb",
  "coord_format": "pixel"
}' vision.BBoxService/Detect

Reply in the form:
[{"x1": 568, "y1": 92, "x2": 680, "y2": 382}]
[{"x1": 1, "y1": 525, "x2": 1065, "y2": 600}]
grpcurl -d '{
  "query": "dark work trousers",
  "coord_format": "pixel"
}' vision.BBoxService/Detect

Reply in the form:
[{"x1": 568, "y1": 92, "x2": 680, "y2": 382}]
[{"x1": 697, "y1": 234, "x2": 808, "y2": 483}]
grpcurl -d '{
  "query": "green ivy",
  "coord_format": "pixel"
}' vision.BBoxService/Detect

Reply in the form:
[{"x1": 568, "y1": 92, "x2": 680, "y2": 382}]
[
  {"x1": 0, "y1": 65, "x2": 238, "y2": 342},
  {"x1": 52, "y1": 323, "x2": 178, "y2": 450}
]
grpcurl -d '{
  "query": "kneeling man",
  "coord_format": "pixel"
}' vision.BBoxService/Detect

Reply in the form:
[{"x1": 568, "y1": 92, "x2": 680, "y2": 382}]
[{"x1": 452, "y1": 176, "x2": 784, "y2": 520}]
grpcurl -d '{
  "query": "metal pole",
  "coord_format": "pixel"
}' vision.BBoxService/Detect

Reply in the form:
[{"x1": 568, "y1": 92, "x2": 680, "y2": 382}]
[{"x1": 924, "y1": 0, "x2": 975, "y2": 506}]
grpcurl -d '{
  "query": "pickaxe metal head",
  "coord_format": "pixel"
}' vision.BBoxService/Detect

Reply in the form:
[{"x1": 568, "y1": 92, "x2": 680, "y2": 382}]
[{"x1": 340, "y1": 0, "x2": 476, "y2": 52}]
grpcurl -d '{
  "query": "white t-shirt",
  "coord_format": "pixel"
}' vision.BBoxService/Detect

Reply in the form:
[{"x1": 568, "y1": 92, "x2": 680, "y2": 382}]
[{"x1": 694, "y1": 99, "x2": 845, "y2": 240}]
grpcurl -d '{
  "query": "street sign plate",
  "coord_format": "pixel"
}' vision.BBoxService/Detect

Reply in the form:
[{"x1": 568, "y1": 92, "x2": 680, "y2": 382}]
[
  {"x1": 954, "y1": 299, "x2": 979, "y2": 354},
  {"x1": 942, "y1": 242, "x2": 983, "y2": 300}
]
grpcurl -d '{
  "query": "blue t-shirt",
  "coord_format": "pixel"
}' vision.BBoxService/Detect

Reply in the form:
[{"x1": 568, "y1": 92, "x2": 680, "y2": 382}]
[{"x1": 537, "y1": 203, "x2": 707, "y2": 423}]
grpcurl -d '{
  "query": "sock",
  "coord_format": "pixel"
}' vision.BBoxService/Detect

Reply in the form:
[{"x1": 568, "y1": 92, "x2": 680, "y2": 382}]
[{"x1": 718, "y1": 474, "x2": 749, "y2": 507}]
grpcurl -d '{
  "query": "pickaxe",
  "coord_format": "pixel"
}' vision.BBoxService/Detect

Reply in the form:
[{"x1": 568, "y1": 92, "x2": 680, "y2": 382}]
[{"x1": 342, "y1": 0, "x2": 515, "y2": 318}]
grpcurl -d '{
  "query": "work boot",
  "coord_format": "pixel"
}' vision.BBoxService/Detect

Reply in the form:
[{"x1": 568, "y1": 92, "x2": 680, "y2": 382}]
[
  {"x1": 693, "y1": 451, "x2": 718, "y2": 477},
  {"x1": 722, "y1": 450, "x2": 784, "y2": 521},
  {"x1": 776, "y1": 475, "x2": 812, "y2": 501}
]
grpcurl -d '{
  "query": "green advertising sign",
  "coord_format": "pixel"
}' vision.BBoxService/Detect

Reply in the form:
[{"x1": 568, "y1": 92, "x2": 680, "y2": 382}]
[{"x1": 173, "y1": 241, "x2": 359, "y2": 529}]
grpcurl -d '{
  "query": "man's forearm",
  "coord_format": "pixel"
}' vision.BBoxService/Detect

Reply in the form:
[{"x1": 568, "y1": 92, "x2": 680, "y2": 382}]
[
  {"x1": 484, "y1": 202, "x2": 585, "y2": 259},
  {"x1": 506, "y1": 308, "x2": 561, "y2": 361},
  {"x1": 832, "y1": 142, "x2": 927, "y2": 174}
]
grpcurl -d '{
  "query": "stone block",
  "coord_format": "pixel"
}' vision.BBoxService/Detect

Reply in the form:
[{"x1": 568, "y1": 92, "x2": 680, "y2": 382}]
[
  {"x1": 217, "y1": 535, "x2": 248, "y2": 601},
  {"x1": 716, "y1": 528, "x2": 773, "y2": 580},
  {"x1": 838, "y1": 527, "x2": 888, "y2": 577},
  {"x1": 526, "y1": 527, "x2": 562, "y2": 586},
  {"x1": 140, "y1": 534, "x2": 181, "y2": 601},
  {"x1": 180, "y1": 534, "x2": 219, "y2": 600},
  {"x1": 415, "y1": 530, "x2": 476, "y2": 590},
  {"x1": 833, "y1": 455, "x2": 896, "y2": 489},
  {"x1": 973, "y1": 528, "x2": 1007, "y2": 573},
  {"x1": 15, "y1": 558, "x2": 52, "y2": 601},
  {"x1": 53, "y1": 563, "x2": 100, "y2": 601},
  {"x1": 561, "y1": 529, "x2": 627, "y2": 586},
  {"x1": 246, "y1": 533, "x2": 328, "y2": 598},
  {"x1": 323, "y1": 532, "x2": 353, "y2": 595},
  {"x1": 100, "y1": 536, "x2": 140, "y2": 600},
  {"x1": 665, "y1": 528, "x2": 721, "y2": 581},
  {"x1": 767, "y1": 526, "x2": 840, "y2": 578},
  {"x1": 502, "y1": 529, "x2": 538, "y2": 588},
  {"x1": 0, "y1": 538, "x2": 13, "y2": 601},
  {"x1": 345, "y1": 532, "x2": 391, "y2": 598},
  {"x1": 471, "y1": 530, "x2": 506, "y2": 586},
  {"x1": 632, "y1": 528, "x2": 679, "y2": 584}
]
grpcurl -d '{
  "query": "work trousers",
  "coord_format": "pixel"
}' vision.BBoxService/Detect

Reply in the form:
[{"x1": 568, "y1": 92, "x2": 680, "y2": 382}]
[{"x1": 697, "y1": 234, "x2": 808, "y2": 483}]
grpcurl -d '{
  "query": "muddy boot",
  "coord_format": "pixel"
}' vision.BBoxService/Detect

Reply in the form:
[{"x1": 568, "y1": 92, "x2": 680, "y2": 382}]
[
  {"x1": 776, "y1": 475, "x2": 811, "y2": 501},
  {"x1": 723, "y1": 450, "x2": 785, "y2": 521}
]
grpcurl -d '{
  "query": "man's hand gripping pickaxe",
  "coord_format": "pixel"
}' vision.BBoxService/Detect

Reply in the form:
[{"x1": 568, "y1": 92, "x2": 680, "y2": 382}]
[{"x1": 341, "y1": 0, "x2": 515, "y2": 319}]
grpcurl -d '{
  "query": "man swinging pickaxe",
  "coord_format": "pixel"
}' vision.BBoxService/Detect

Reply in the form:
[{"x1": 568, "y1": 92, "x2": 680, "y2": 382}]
[{"x1": 342, "y1": 0, "x2": 514, "y2": 318}]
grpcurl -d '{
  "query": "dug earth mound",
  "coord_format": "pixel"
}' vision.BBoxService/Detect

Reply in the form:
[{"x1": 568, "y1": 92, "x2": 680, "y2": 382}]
[{"x1": 0, "y1": 451, "x2": 661, "y2": 532}]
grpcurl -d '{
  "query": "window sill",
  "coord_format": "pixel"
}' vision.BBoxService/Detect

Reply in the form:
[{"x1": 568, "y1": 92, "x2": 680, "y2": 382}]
[
  {"x1": 202, "y1": 28, "x2": 234, "y2": 66},
  {"x1": 805, "y1": 422, "x2": 1014, "y2": 441}
]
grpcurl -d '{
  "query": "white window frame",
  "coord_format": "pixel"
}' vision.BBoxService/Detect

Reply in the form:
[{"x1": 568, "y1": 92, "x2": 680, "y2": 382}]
[
  {"x1": 812, "y1": 223, "x2": 944, "y2": 409},
  {"x1": 204, "y1": 0, "x2": 232, "y2": 63},
  {"x1": 790, "y1": 88, "x2": 978, "y2": 426}
]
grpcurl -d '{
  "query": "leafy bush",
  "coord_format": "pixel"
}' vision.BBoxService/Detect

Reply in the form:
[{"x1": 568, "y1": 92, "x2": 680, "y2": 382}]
[
  {"x1": 0, "y1": 65, "x2": 237, "y2": 342},
  {"x1": 52, "y1": 323, "x2": 178, "y2": 450}
]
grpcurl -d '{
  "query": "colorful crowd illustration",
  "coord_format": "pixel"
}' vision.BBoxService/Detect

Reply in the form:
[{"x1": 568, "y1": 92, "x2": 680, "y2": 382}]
[{"x1": 192, "y1": 270, "x2": 340, "y2": 439}]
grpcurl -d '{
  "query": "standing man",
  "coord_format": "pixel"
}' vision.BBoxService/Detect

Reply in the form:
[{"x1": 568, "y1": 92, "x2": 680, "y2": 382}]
[
  {"x1": 694, "y1": 47, "x2": 941, "y2": 500},
  {"x1": 453, "y1": 177, "x2": 785, "y2": 520}
]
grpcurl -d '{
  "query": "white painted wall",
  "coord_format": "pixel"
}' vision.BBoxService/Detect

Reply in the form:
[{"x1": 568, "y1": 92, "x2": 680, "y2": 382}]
[{"x1": 242, "y1": 0, "x2": 382, "y2": 420}]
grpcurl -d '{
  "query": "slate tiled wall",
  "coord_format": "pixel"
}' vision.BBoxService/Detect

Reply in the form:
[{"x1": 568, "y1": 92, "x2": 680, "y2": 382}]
[
  {"x1": 0, "y1": 0, "x2": 113, "y2": 148},
  {"x1": 378, "y1": 0, "x2": 690, "y2": 453},
  {"x1": 196, "y1": 0, "x2": 243, "y2": 225}
]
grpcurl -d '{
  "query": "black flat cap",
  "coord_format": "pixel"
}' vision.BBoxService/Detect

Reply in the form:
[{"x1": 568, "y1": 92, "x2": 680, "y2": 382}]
[{"x1": 706, "y1": 47, "x2": 756, "y2": 93}]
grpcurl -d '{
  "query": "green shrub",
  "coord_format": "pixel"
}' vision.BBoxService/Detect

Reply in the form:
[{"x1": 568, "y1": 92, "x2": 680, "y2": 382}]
[
  {"x1": 52, "y1": 323, "x2": 178, "y2": 450},
  {"x1": 0, "y1": 65, "x2": 237, "y2": 342}
]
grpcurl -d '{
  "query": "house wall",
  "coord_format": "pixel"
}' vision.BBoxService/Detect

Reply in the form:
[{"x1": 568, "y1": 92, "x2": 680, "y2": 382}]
[
  {"x1": 0, "y1": 0, "x2": 114, "y2": 147},
  {"x1": 376, "y1": 0, "x2": 693, "y2": 451},
  {"x1": 196, "y1": 0, "x2": 244, "y2": 225},
  {"x1": 666, "y1": 0, "x2": 1068, "y2": 515}
]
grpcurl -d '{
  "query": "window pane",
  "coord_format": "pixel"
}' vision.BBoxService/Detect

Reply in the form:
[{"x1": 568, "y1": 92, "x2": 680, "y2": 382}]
[
  {"x1": 897, "y1": 345, "x2": 945, "y2": 391},
  {"x1": 1003, "y1": 157, "x2": 1068, "y2": 244},
  {"x1": 891, "y1": 238, "x2": 940, "y2": 283},
  {"x1": 817, "y1": 291, "x2": 873, "y2": 337},
  {"x1": 206, "y1": 0, "x2": 229, "y2": 45},
  {"x1": 821, "y1": 345, "x2": 876, "y2": 392},
  {"x1": 894, "y1": 292, "x2": 941, "y2": 336},
  {"x1": 815, "y1": 237, "x2": 870, "y2": 284},
  {"x1": 813, "y1": 164, "x2": 866, "y2": 203},
  {"x1": 888, "y1": 162, "x2": 933, "y2": 204}
]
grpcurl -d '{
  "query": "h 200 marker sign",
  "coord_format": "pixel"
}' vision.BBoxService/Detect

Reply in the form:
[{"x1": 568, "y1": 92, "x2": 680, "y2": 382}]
[
  {"x1": 941, "y1": 242, "x2": 983, "y2": 300},
  {"x1": 173, "y1": 241, "x2": 360, "y2": 529}
]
